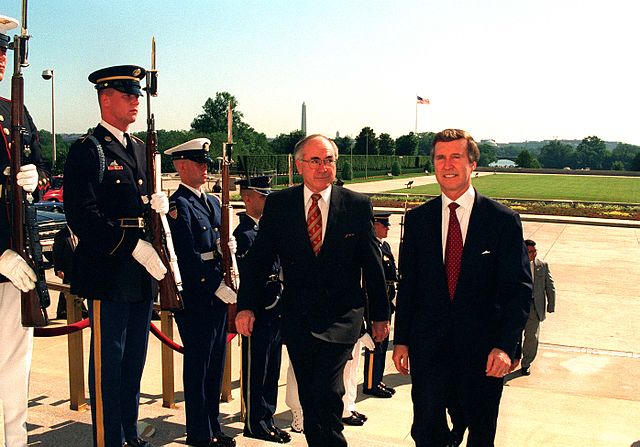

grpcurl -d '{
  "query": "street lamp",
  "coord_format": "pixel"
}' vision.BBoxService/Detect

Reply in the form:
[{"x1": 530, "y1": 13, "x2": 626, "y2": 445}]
[{"x1": 41, "y1": 69, "x2": 56, "y2": 170}]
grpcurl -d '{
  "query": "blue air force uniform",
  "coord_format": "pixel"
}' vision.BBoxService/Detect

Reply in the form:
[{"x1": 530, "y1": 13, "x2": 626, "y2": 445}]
[
  {"x1": 164, "y1": 139, "x2": 233, "y2": 446},
  {"x1": 63, "y1": 65, "x2": 154, "y2": 447},
  {"x1": 363, "y1": 213, "x2": 398, "y2": 395},
  {"x1": 234, "y1": 210, "x2": 285, "y2": 440}
]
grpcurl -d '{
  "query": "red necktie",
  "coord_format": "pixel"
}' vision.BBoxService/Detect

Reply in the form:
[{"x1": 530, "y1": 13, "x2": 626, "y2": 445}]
[
  {"x1": 307, "y1": 193, "x2": 323, "y2": 256},
  {"x1": 445, "y1": 202, "x2": 463, "y2": 300}
]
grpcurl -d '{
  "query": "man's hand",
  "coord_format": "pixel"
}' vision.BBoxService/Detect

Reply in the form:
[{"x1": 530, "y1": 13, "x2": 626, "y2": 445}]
[
  {"x1": 486, "y1": 348, "x2": 512, "y2": 377},
  {"x1": 131, "y1": 240, "x2": 167, "y2": 281},
  {"x1": 0, "y1": 249, "x2": 37, "y2": 292},
  {"x1": 392, "y1": 344, "x2": 410, "y2": 375},
  {"x1": 216, "y1": 235, "x2": 237, "y2": 255},
  {"x1": 371, "y1": 320, "x2": 390, "y2": 342},
  {"x1": 16, "y1": 164, "x2": 39, "y2": 193},
  {"x1": 150, "y1": 192, "x2": 169, "y2": 215},
  {"x1": 235, "y1": 310, "x2": 255, "y2": 337}
]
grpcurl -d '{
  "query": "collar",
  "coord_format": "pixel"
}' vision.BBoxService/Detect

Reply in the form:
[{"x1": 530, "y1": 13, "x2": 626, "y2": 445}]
[
  {"x1": 181, "y1": 182, "x2": 204, "y2": 198},
  {"x1": 441, "y1": 185, "x2": 475, "y2": 212},
  {"x1": 100, "y1": 120, "x2": 128, "y2": 147},
  {"x1": 303, "y1": 184, "x2": 332, "y2": 205}
]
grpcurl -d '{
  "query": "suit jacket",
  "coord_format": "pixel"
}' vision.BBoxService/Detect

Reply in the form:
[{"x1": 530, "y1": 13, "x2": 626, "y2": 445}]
[
  {"x1": 394, "y1": 191, "x2": 532, "y2": 370},
  {"x1": 531, "y1": 258, "x2": 555, "y2": 321},
  {"x1": 237, "y1": 184, "x2": 389, "y2": 345},
  {"x1": 64, "y1": 124, "x2": 152, "y2": 302},
  {"x1": 167, "y1": 185, "x2": 224, "y2": 310}
]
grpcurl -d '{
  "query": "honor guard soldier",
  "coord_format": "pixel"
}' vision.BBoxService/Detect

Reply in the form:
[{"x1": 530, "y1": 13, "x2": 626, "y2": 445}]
[
  {"x1": 234, "y1": 176, "x2": 290, "y2": 444},
  {"x1": 64, "y1": 65, "x2": 169, "y2": 447},
  {"x1": 0, "y1": 15, "x2": 49, "y2": 447},
  {"x1": 363, "y1": 212, "x2": 397, "y2": 398},
  {"x1": 165, "y1": 139, "x2": 237, "y2": 447}
]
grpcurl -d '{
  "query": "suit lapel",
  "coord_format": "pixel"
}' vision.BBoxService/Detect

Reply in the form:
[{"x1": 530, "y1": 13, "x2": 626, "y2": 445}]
[
  {"x1": 291, "y1": 185, "x2": 317, "y2": 258},
  {"x1": 319, "y1": 186, "x2": 342, "y2": 257},
  {"x1": 456, "y1": 192, "x2": 486, "y2": 297}
]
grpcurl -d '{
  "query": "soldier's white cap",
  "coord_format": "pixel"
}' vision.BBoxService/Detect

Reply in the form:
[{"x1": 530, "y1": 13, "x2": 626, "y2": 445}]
[
  {"x1": 164, "y1": 138, "x2": 213, "y2": 163},
  {"x1": 0, "y1": 15, "x2": 18, "y2": 50}
]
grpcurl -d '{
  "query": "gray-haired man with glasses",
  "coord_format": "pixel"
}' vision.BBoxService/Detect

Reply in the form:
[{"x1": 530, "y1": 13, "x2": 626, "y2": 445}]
[{"x1": 236, "y1": 134, "x2": 390, "y2": 447}]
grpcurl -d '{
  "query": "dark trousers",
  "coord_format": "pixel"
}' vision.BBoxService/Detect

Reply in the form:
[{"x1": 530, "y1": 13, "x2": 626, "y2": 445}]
[
  {"x1": 410, "y1": 346, "x2": 503, "y2": 447},
  {"x1": 362, "y1": 336, "x2": 389, "y2": 391},
  {"x1": 286, "y1": 333, "x2": 353, "y2": 447},
  {"x1": 241, "y1": 312, "x2": 283, "y2": 435},
  {"x1": 88, "y1": 298, "x2": 153, "y2": 447},
  {"x1": 175, "y1": 304, "x2": 227, "y2": 441}
]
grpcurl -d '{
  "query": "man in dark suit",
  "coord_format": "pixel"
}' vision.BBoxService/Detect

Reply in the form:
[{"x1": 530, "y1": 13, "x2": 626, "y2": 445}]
[
  {"x1": 165, "y1": 138, "x2": 236, "y2": 447},
  {"x1": 235, "y1": 134, "x2": 390, "y2": 447},
  {"x1": 520, "y1": 239, "x2": 555, "y2": 376},
  {"x1": 392, "y1": 129, "x2": 532, "y2": 447},
  {"x1": 64, "y1": 65, "x2": 169, "y2": 447}
]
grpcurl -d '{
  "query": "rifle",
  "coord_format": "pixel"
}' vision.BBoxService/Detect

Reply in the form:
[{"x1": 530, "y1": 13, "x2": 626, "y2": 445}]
[
  {"x1": 220, "y1": 101, "x2": 240, "y2": 333},
  {"x1": 397, "y1": 194, "x2": 409, "y2": 280},
  {"x1": 10, "y1": 0, "x2": 50, "y2": 327},
  {"x1": 144, "y1": 37, "x2": 183, "y2": 311}
]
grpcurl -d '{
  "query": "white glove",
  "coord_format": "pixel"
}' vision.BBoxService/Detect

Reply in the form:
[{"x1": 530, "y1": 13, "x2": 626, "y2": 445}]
[
  {"x1": 16, "y1": 164, "x2": 39, "y2": 193},
  {"x1": 216, "y1": 235, "x2": 237, "y2": 255},
  {"x1": 359, "y1": 332, "x2": 376, "y2": 351},
  {"x1": 150, "y1": 192, "x2": 169, "y2": 215},
  {"x1": 132, "y1": 240, "x2": 167, "y2": 281},
  {"x1": 0, "y1": 249, "x2": 36, "y2": 292},
  {"x1": 215, "y1": 281, "x2": 237, "y2": 304}
]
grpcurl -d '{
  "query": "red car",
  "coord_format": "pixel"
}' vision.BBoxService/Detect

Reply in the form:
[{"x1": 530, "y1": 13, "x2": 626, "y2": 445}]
[{"x1": 43, "y1": 175, "x2": 63, "y2": 202}]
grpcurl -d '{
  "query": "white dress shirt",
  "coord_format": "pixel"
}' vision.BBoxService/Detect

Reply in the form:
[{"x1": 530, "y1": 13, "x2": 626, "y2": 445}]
[
  {"x1": 100, "y1": 120, "x2": 128, "y2": 147},
  {"x1": 303, "y1": 184, "x2": 331, "y2": 241},
  {"x1": 441, "y1": 185, "x2": 476, "y2": 261}
]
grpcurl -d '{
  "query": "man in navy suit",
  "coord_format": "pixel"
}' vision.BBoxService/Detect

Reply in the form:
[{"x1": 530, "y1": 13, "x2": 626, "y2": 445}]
[
  {"x1": 165, "y1": 138, "x2": 237, "y2": 447},
  {"x1": 393, "y1": 129, "x2": 532, "y2": 447},
  {"x1": 235, "y1": 134, "x2": 390, "y2": 447}
]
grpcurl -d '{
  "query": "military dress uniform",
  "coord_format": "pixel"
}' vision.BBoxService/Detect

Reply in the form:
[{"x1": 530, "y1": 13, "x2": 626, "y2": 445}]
[
  {"x1": 234, "y1": 201, "x2": 288, "y2": 443},
  {"x1": 63, "y1": 66, "x2": 155, "y2": 447},
  {"x1": 165, "y1": 139, "x2": 234, "y2": 447},
  {"x1": 363, "y1": 214, "x2": 397, "y2": 397},
  {"x1": 0, "y1": 18, "x2": 49, "y2": 444}
]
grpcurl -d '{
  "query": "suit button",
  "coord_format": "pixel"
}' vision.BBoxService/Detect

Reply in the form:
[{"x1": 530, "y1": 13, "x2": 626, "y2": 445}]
[
  {"x1": 3, "y1": 128, "x2": 9, "y2": 135},
  {"x1": 0, "y1": 114, "x2": 4, "y2": 121},
  {"x1": 138, "y1": 179, "x2": 143, "y2": 185},
  {"x1": 203, "y1": 226, "x2": 207, "y2": 230},
  {"x1": 116, "y1": 179, "x2": 121, "y2": 184},
  {"x1": 201, "y1": 278, "x2": 206, "y2": 282}
]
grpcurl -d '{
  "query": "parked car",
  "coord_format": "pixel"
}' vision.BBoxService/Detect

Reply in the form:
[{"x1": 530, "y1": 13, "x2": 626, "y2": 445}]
[
  {"x1": 34, "y1": 201, "x2": 64, "y2": 213},
  {"x1": 42, "y1": 175, "x2": 63, "y2": 202},
  {"x1": 36, "y1": 208, "x2": 67, "y2": 266}
]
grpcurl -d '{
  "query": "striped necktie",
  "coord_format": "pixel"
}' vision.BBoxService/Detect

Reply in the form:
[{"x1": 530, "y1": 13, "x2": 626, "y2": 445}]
[{"x1": 307, "y1": 193, "x2": 322, "y2": 256}]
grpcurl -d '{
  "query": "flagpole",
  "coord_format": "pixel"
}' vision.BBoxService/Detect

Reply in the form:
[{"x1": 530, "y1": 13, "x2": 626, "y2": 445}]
[{"x1": 415, "y1": 95, "x2": 418, "y2": 134}]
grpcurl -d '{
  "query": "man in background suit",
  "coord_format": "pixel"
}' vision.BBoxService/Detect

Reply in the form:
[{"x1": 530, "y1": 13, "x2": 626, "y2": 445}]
[
  {"x1": 236, "y1": 134, "x2": 390, "y2": 447},
  {"x1": 393, "y1": 128, "x2": 532, "y2": 447},
  {"x1": 520, "y1": 239, "x2": 555, "y2": 376}
]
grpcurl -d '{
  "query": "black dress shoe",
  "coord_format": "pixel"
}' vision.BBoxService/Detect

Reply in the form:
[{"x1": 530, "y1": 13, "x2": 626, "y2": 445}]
[
  {"x1": 271, "y1": 426, "x2": 292, "y2": 442},
  {"x1": 125, "y1": 438, "x2": 152, "y2": 447},
  {"x1": 521, "y1": 366, "x2": 531, "y2": 376},
  {"x1": 243, "y1": 428, "x2": 288, "y2": 443},
  {"x1": 210, "y1": 432, "x2": 236, "y2": 447},
  {"x1": 363, "y1": 384, "x2": 393, "y2": 398},
  {"x1": 380, "y1": 382, "x2": 396, "y2": 395},
  {"x1": 351, "y1": 410, "x2": 368, "y2": 422},
  {"x1": 185, "y1": 437, "x2": 210, "y2": 447},
  {"x1": 341, "y1": 414, "x2": 365, "y2": 426}
]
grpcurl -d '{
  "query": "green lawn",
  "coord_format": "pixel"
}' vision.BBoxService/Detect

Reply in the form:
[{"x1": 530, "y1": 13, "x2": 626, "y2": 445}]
[{"x1": 386, "y1": 174, "x2": 640, "y2": 203}]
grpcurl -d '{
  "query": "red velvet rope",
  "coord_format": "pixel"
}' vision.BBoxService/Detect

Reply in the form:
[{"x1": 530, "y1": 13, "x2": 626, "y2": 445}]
[{"x1": 34, "y1": 319, "x2": 236, "y2": 353}]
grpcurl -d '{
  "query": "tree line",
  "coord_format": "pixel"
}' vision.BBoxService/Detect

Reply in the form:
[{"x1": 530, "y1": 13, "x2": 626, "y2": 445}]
[{"x1": 37, "y1": 91, "x2": 640, "y2": 174}]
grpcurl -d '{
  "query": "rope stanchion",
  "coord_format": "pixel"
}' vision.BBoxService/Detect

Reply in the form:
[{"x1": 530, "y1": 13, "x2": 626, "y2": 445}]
[
  {"x1": 148, "y1": 322, "x2": 236, "y2": 354},
  {"x1": 34, "y1": 318, "x2": 90, "y2": 337}
]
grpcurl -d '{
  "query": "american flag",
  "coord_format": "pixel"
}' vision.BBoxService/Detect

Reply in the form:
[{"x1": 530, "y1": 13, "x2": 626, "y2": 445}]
[{"x1": 417, "y1": 96, "x2": 430, "y2": 105}]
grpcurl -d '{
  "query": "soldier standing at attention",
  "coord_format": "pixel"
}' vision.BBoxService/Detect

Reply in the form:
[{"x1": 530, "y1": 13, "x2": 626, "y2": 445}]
[
  {"x1": 362, "y1": 212, "x2": 398, "y2": 398},
  {"x1": 165, "y1": 138, "x2": 237, "y2": 447},
  {"x1": 0, "y1": 15, "x2": 49, "y2": 447},
  {"x1": 234, "y1": 176, "x2": 290, "y2": 444},
  {"x1": 64, "y1": 65, "x2": 169, "y2": 447}
]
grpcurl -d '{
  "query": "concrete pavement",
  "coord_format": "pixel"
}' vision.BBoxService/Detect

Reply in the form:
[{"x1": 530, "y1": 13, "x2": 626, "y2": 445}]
[{"x1": 24, "y1": 176, "x2": 640, "y2": 446}]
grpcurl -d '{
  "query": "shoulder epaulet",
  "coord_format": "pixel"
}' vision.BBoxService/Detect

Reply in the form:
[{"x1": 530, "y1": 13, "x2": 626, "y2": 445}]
[
  {"x1": 79, "y1": 133, "x2": 91, "y2": 143},
  {"x1": 131, "y1": 135, "x2": 144, "y2": 143},
  {"x1": 210, "y1": 193, "x2": 221, "y2": 205}
]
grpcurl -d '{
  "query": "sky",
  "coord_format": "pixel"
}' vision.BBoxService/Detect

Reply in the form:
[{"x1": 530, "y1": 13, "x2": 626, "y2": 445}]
[{"x1": 1, "y1": 0, "x2": 640, "y2": 145}]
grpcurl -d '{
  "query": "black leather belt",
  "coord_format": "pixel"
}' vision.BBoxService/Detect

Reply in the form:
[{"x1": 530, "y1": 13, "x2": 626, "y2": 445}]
[{"x1": 118, "y1": 217, "x2": 145, "y2": 228}]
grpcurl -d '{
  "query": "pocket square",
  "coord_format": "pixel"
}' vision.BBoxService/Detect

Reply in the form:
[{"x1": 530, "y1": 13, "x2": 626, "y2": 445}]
[
  {"x1": 481, "y1": 250, "x2": 491, "y2": 255},
  {"x1": 344, "y1": 233, "x2": 355, "y2": 238}
]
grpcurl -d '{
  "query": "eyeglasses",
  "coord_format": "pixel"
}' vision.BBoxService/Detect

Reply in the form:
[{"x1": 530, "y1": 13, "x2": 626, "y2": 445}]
[{"x1": 301, "y1": 157, "x2": 336, "y2": 168}]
